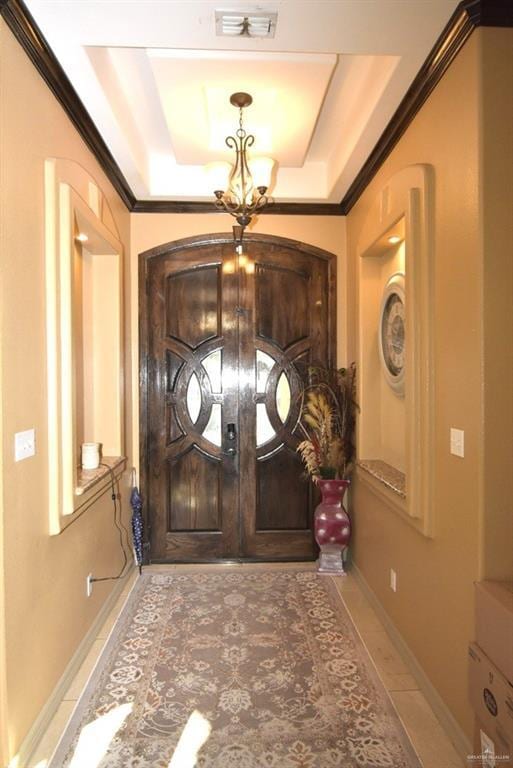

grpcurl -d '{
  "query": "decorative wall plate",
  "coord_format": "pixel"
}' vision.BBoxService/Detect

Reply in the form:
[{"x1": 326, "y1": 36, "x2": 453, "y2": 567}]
[{"x1": 378, "y1": 272, "x2": 405, "y2": 395}]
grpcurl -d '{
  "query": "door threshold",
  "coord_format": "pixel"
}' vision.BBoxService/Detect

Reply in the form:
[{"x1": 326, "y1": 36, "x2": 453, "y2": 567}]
[{"x1": 148, "y1": 556, "x2": 317, "y2": 565}]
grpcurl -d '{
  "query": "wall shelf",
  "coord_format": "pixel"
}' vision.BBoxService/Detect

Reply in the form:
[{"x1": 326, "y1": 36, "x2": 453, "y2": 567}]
[
  {"x1": 75, "y1": 456, "x2": 126, "y2": 497},
  {"x1": 358, "y1": 459, "x2": 405, "y2": 498}
]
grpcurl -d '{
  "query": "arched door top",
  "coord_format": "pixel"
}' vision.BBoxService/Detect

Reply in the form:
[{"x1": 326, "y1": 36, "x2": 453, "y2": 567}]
[{"x1": 139, "y1": 231, "x2": 337, "y2": 265}]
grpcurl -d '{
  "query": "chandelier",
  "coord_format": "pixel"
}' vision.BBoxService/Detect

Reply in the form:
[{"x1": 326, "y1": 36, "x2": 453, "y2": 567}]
[{"x1": 212, "y1": 92, "x2": 273, "y2": 241}]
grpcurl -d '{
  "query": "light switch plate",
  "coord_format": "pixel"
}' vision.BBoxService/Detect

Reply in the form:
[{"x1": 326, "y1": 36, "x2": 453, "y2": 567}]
[
  {"x1": 450, "y1": 428, "x2": 464, "y2": 458},
  {"x1": 14, "y1": 429, "x2": 35, "y2": 461}
]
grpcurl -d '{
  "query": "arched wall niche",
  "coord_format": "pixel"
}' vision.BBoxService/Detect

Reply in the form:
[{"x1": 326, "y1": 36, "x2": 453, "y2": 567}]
[
  {"x1": 357, "y1": 164, "x2": 434, "y2": 536},
  {"x1": 47, "y1": 158, "x2": 121, "y2": 239},
  {"x1": 44, "y1": 158, "x2": 125, "y2": 534}
]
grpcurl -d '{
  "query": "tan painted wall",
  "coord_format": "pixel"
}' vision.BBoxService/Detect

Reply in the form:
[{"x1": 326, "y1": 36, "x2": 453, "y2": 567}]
[
  {"x1": 130, "y1": 213, "x2": 347, "y2": 473},
  {"x1": 480, "y1": 29, "x2": 513, "y2": 580},
  {"x1": 346, "y1": 28, "x2": 513, "y2": 740},
  {"x1": 0, "y1": 21, "x2": 132, "y2": 763}
]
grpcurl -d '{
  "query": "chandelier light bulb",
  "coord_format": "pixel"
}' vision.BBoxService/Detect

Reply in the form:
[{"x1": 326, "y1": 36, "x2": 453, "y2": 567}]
[
  {"x1": 249, "y1": 156, "x2": 274, "y2": 192},
  {"x1": 206, "y1": 161, "x2": 231, "y2": 196}
]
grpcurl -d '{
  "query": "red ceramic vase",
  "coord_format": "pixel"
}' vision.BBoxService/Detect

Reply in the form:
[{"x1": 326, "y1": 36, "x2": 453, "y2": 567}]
[{"x1": 314, "y1": 479, "x2": 351, "y2": 574}]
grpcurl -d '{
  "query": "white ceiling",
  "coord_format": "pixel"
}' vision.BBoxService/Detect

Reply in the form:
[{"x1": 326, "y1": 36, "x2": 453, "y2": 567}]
[{"x1": 25, "y1": 0, "x2": 460, "y2": 204}]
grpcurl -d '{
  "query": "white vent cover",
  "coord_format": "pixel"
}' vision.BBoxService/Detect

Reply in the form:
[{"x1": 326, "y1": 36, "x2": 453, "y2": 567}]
[{"x1": 215, "y1": 10, "x2": 277, "y2": 38}]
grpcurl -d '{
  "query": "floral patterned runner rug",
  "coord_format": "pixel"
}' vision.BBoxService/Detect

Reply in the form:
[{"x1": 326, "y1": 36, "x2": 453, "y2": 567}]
[{"x1": 50, "y1": 569, "x2": 421, "y2": 767}]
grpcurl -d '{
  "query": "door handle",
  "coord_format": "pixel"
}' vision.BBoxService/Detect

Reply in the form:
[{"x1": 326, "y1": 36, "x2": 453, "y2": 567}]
[{"x1": 225, "y1": 423, "x2": 237, "y2": 456}]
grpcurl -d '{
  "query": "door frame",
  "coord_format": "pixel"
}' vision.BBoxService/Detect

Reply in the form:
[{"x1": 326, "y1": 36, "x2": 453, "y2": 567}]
[{"x1": 139, "y1": 232, "x2": 337, "y2": 563}]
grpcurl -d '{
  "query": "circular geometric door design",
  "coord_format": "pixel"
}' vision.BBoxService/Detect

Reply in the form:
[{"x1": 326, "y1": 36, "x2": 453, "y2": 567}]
[
  {"x1": 144, "y1": 235, "x2": 335, "y2": 562},
  {"x1": 168, "y1": 345, "x2": 224, "y2": 450}
]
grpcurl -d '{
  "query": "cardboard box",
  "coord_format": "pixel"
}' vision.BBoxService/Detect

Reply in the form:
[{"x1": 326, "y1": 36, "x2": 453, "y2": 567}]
[
  {"x1": 473, "y1": 717, "x2": 513, "y2": 767},
  {"x1": 475, "y1": 581, "x2": 513, "y2": 684},
  {"x1": 469, "y1": 642, "x2": 513, "y2": 747}
]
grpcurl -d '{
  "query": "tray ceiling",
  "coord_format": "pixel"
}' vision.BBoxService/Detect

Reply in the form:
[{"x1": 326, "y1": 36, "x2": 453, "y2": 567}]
[{"x1": 24, "y1": 0, "x2": 460, "y2": 204}]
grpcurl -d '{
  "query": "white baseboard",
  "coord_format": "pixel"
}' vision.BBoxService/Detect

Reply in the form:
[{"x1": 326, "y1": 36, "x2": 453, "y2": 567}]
[
  {"x1": 16, "y1": 566, "x2": 135, "y2": 768},
  {"x1": 351, "y1": 563, "x2": 472, "y2": 763}
]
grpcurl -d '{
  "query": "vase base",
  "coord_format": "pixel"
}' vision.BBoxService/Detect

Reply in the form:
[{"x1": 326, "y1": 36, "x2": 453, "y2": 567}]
[{"x1": 316, "y1": 552, "x2": 346, "y2": 575}]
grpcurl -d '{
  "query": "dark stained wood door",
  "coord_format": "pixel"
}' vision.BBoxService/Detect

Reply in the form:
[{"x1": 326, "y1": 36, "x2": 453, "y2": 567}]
[{"x1": 140, "y1": 233, "x2": 335, "y2": 562}]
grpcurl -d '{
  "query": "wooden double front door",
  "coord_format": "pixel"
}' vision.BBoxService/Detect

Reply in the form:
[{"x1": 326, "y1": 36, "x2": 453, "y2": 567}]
[{"x1": 140, "y1": 233, "x2": 335, "y2": 562}]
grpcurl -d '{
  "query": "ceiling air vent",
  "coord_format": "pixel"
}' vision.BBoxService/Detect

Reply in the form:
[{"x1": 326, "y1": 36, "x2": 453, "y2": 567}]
[{"x1": 215, "y1": 11, "x2": 277, "y2": 39}]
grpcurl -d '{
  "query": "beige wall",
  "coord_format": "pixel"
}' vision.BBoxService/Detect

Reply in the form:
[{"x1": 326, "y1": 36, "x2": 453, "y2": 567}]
[
  {"x1": 130, "y1": 213, "x2": 347, "y2": 474},
  {"x1": 480, "y1": 29, "x2": 513, "y2": 580},
  {"x1": 346, "y1": 27, "x2": 513, "y2": 741},
  {"x1": 0, "y1": 21, "x2": 132, "y2": 764}
]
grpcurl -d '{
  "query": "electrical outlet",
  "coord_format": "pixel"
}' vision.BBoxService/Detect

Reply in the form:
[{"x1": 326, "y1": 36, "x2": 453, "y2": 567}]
[
  {"x1": 390, "y1": 568, "x2": 397, "y2": 592},
  {"x1": 14, "y1": 428, "x2": 35, "y2": 461},
  {"x1": 86, "y1": 573, "x2": 93, "y2": 598}
]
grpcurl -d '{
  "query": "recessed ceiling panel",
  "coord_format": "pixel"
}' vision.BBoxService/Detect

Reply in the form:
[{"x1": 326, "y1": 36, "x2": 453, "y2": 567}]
[
  {"x1": 24, "y1": 0, "x2": 460, "y2": 203},
  {"x1": 147, "y1": 50, "x2": 337, "y2": 167}
]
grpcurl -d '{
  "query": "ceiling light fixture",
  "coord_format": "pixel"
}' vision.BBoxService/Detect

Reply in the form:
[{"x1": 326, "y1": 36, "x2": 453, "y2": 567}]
[
  {"x1": 388, "y1": 235, "x2": 401, "y2": 245},
  {"x1": 212, "y1": 92, "x2": 274, "y2": 244},
  {"x1": 75, "y1": 232, "x2": 89, "y2": 243}
]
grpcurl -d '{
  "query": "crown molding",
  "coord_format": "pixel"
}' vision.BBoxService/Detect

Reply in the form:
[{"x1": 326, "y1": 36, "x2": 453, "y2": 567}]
[
  {"x1": 1, "y1": 0, "x2": 511, "y2": 216},
  {"x1": 0, "y1": 0, "x2": 135, "y2": 210},
  {"x1": 132, "y1": 200, "x2": 343, "y2": 216},
  {"x1": 339, "y1": 0, "x2": 513, "y2": 213},
  {"x1": 463, "y1": 0, "x2": 513, "y2": 26}
]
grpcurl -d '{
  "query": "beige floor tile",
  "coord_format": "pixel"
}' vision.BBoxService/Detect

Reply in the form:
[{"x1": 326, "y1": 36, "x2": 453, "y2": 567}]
[
  {"x1": 374, "y1": 669, "x2": 419, "y2": 692},
  {"x1": 121, "y1": 570, "x2": 139, "y2": 592},
  {"x1": 62, "y1": 638, "x2": 106, "y2": 701},
  {"x1": 339, "y1": 591, "x2": 387, "y2": 633},
  {"x1": 96, "y1": 590, "x2": 132, "y2": 640},
  {"x1": 95, "y1": 614, "x2": 117, "y2": 641},
  {"x1": 333, "y1": 585, "x2": 419, "y2": 691},
  {"x1": 27, "y1": 700, "x2": 76, "y2": 768},
  {"x1": 391, "y1": 690, "x2": 465, "y2": 768},
  {"x1": 359, "y1": 629, "x2": 414, "y2": 676},
  {"x1": 330, "y1": 570, "x2": 361, "y2": 593}
]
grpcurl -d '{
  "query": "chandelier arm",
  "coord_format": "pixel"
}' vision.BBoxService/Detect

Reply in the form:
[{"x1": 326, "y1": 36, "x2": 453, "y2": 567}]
[
  {"x1": 241, "y1": 134, "x2": 255, "y2": 183},
  {"x1": 222, "y1": 187, "x2": 269, "y2": 216},
  {"x1": 215, "y1": 196, "x2": 243, "y2": 217},
  {"x1": 225, "y1": 135, "x2": 238, "y2": 151},
  {"x1": 243, "y1": 195, "x2": 268, "y2": 216},
  {"x1": 242, "y1": 134, "x2": 255, "y2": 151}
]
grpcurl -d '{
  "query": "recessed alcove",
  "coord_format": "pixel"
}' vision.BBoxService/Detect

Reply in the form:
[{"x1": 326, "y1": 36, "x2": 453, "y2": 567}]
[
  {"x1": 73, "y1": 209, "x2": 123, "y2": 466},
  {"x1": 45, "y1": 159, "x2": 125, "y2": 533},
  {"x1": 356, "y1": 164, "x2": 434, "y2": 535},
  {"x1": 359, "y1": 218, "x2": 406, "y2": 473}
]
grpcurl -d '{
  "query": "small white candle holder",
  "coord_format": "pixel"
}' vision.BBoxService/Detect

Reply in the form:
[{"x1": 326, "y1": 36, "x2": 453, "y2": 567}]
[{"x1": 81, "y1": 442, "x2": 101, "y2": 470}]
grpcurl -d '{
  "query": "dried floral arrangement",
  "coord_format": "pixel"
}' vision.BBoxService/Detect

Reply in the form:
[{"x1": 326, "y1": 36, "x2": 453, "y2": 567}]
[{"x1": 297, "y1": 363, "x2": 357, "y2": 481}]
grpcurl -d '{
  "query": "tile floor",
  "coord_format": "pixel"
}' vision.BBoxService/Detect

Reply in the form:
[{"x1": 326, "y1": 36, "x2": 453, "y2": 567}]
[{"x1": 27, "y1": 563, "x2": 465, "y2": 768}]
